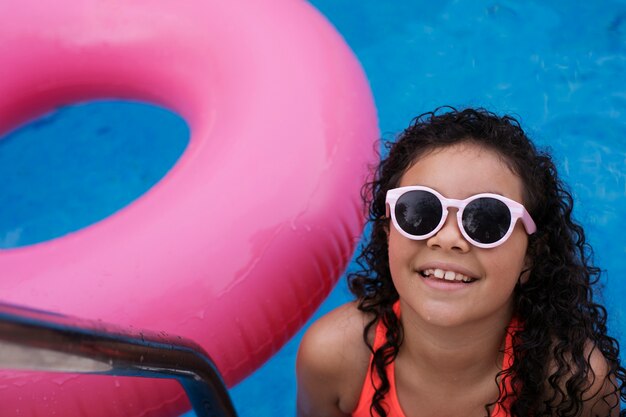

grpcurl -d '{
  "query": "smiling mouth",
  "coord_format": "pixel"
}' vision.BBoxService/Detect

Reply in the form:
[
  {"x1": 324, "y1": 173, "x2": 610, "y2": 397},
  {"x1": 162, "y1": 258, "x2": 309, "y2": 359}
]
[{"x1": 419, "y1": 268, "x2": 477, "y2": 283}]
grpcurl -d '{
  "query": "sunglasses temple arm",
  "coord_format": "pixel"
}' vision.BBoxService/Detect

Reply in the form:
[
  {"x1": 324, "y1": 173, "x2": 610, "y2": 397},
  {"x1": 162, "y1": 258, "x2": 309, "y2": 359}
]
[{"x1": 521, "y1": 209, "x2": 537, "y2": 234}]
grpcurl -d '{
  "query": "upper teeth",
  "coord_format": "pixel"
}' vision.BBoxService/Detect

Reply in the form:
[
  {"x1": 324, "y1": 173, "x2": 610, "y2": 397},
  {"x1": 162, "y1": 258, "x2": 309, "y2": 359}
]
[{"x1": 422, "y1": 268, "x2": 473, "y2": 282}]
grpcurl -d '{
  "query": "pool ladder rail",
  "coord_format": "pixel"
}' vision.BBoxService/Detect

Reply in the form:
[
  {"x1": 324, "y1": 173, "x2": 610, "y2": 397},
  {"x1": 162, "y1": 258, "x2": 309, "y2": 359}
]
[{"x1": 0, "y1": 302, "x2": 238, "y2": 417}]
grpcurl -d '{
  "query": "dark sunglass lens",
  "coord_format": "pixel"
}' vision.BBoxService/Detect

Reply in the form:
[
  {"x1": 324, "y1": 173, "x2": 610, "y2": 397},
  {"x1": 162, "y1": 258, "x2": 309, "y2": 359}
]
[
  {"x1": 462, "y1": 198, "x2": 511, "y2": 244},
  {"x1": 395, "y1": 190, "x2": 442, "y2": 236}
]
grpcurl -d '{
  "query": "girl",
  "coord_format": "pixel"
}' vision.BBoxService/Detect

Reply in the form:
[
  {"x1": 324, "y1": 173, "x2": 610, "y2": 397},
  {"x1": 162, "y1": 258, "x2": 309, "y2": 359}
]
[{"x1": 296, "y1": 108, "x2": 625, "y2": 417}]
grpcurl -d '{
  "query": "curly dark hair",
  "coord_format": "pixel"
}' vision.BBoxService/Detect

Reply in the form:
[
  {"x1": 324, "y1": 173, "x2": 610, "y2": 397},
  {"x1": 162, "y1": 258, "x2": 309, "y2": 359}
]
[{"x1": 348, "y1": 107, "x2": 626, "y2": 417}]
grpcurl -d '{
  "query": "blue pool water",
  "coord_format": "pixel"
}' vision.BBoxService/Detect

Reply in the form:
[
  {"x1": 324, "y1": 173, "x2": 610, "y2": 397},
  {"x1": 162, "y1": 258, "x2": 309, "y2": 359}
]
[{"x1": 1, "y1": 1, "x2": 625, "y2": 416}]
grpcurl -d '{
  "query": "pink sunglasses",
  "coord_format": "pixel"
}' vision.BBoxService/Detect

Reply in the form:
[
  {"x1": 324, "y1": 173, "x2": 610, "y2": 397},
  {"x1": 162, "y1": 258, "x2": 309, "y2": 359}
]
[{"x1": 386, "y1": 185, "x2": 537, "y2": 249}]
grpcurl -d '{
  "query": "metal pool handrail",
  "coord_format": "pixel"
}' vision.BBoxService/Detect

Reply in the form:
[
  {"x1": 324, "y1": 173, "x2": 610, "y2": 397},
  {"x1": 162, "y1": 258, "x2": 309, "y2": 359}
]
[{"x1": 0, "y1": 301, "x2": 238, "y2": 417}]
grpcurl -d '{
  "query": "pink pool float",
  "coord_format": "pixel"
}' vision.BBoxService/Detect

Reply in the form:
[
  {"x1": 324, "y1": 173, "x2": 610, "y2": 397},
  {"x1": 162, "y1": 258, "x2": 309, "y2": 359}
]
[{"x1": 0, "y1": 0, "x2": 378, "y2": 415}]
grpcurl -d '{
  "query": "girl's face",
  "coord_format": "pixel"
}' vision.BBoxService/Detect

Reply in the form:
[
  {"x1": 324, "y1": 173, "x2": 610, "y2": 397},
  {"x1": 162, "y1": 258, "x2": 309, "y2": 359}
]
[{"x1": 388, "y1": 142, "x2": 529, "y2": 327}]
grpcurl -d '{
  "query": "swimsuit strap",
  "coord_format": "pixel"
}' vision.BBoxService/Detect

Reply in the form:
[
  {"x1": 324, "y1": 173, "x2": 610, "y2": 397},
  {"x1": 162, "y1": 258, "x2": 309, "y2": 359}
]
[{"x1": 352, "y1": 301, "x2": 404, "y2": 417}]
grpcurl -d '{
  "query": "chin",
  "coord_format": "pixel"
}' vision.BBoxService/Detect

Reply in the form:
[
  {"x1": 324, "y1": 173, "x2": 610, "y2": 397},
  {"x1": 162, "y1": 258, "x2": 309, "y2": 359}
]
[{"x1": 414, "y1": 306, "x2": 470, "y2": 327}]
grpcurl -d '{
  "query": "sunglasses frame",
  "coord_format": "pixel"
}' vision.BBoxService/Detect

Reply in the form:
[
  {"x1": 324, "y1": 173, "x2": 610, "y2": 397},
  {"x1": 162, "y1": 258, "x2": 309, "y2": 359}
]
[{"x1": 385, "y1": 185, "x2": 537, "y2": 249}]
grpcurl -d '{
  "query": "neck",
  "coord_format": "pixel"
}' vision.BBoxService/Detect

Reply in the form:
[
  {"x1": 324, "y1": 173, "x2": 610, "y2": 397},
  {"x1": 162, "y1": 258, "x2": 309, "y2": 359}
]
[{"x1": 397, "y1": 301, "x2": 513, "y2": 384}]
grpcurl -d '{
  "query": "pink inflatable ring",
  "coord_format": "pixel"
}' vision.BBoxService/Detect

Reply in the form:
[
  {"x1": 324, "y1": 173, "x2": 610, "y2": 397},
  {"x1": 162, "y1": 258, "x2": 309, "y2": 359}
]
[{"x1": 0, "y1": 0, "x2": 378, "y2": 416}]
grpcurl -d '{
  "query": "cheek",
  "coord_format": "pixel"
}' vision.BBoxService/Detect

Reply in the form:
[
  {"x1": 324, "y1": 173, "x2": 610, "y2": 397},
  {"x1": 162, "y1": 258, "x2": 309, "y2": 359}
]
[
  {"x1": 488, "y1": 234, "x2": 529, "y2": 282},
  {"x1": 387, "y1": 229, "x2": 414, "y2": 276},
  {"x1": 387, "y1": 232, "x2": 402, "y2": 273}
]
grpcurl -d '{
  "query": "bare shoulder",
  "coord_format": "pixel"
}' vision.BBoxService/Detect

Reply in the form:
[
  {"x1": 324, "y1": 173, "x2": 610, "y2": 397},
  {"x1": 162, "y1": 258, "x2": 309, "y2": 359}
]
[
  {"x1": 547, "y1": 340, "x2": 621, "y2": 416},
  {"x1": 580, "y1": 342, "x2": 621, "y2": 416},
  {"x1": 296, "y1": 302, "x2": 373, "y2": 417}
]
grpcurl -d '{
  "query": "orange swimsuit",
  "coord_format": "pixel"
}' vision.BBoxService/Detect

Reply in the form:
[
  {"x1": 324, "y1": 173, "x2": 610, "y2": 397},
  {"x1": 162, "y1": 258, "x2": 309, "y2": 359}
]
[{"x1": 351, "y1": 303, "x2": 518, "y2": 417}]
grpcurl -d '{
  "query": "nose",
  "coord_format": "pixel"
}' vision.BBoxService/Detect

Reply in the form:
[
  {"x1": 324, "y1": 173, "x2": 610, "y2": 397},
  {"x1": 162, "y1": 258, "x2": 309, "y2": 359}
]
[{"x1": 426, "y1": 208, "x2": 471, "y2": 252}]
